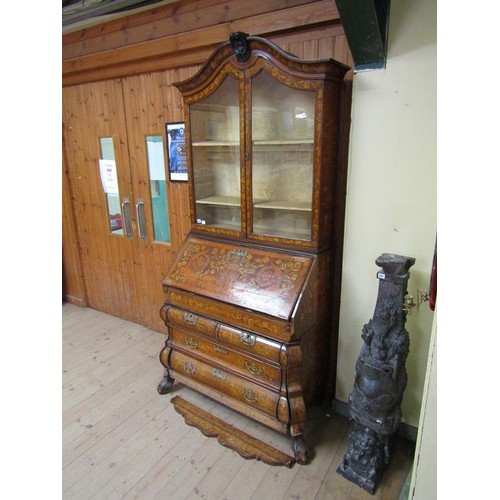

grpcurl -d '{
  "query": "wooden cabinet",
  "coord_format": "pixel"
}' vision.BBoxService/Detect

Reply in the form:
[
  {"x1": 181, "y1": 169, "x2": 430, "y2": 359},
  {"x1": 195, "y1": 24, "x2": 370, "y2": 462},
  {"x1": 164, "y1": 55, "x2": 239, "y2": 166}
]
[{"x1": 158, "y1": 33, "x2": 348, "y2": 464}]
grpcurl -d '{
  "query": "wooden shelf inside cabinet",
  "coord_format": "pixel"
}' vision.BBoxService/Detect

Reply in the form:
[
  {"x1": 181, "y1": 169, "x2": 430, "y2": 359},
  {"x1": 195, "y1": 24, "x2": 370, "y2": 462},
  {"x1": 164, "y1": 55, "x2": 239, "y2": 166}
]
[
  {"x1": 192, "y1": 141, "x2": 240, "y2": 147},
  {"x1": 252, "y1": 140, "x2": 313, "y2": 146},
  {"x1": 195, "y1": 196, "x2": 303, "y2": 209},
  {"x1": 190, "y1": 140, "x2": 313, "y2": 149},
  {"x1": 196, "y1": 196, "x2": 241, "y2": 207},
  {"x1": 252, "y1": 224, "x2": 311, "y2": 240},
  {"x1": 253, "y1": 200, "x2": 312, "y2": 212}
]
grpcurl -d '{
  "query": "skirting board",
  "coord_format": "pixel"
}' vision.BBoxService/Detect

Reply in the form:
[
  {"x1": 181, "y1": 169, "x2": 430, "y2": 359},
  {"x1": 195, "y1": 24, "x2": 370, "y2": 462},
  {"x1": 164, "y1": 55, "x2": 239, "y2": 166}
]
[
  {"x1": 331, "y1": 398, "x2": 418, "y2": 442},
  {"x1": 63, "y1": 295, "x2": 86, "y2": 307}
]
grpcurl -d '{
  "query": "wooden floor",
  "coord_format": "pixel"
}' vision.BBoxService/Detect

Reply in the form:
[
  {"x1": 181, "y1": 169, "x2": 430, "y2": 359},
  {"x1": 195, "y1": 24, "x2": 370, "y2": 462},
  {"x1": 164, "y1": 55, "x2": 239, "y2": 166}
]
[{"x1": 62, "y1": 302, "x2": 415, "y2": 500}]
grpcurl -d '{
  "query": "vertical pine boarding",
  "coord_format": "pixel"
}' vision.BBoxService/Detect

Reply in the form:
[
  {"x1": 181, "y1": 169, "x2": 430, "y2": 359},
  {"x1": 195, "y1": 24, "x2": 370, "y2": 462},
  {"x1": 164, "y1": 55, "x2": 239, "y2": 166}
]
[{"x1": 62, "y1": 4, "x2": 353, "y2": 336}]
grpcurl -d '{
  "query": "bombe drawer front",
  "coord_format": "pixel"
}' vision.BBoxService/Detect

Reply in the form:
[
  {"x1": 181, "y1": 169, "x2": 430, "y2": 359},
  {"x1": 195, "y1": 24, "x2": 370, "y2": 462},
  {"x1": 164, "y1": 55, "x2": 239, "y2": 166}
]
[
  {"x1": 163, "y1": 304, "x2": 283, "y2": 362},
  {"x1": 162, "y1": 289, "x2": 293, "y2": 341},
  {"x1": 216, "y1": 324, "x2": 283, "y2": 364},
  {"x1": 162, "y1": 304, "x2": 218, "y2": 338},
  {"x1": 169, "y1": 329, "x2": 282, "y2": 389},
  {"x1": 169, "y1": 349, "x2": 281, "y2": 420}
]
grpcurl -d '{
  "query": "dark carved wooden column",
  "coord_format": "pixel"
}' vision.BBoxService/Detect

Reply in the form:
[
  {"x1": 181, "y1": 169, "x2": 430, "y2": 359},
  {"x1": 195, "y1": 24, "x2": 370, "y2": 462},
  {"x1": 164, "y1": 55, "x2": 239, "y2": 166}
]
[{"x1": 337, "y1": 253, "x2": 415, "y2": 494}]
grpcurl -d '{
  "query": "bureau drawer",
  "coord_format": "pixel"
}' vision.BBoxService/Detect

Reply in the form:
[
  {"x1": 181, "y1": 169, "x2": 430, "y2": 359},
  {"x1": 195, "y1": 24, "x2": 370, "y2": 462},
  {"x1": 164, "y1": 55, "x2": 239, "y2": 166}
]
[
  {"x1": 163, "y1": 304, "x2": 283, "y2": 364},
  {"x1": 170, "y1": 328, "x2": 282, "y2": 389},
  {"x1": 217, "y1": 324, "x2": 282, "y2": 364},
  {"x1": 162, "y1": 304, "x2": 218, "y2": 339},
  {"x1": 169, "y1": 349, "x2": 280, "y2": 420},
  {"x1": 163, "y1": 287, "x2": 293, "y2": 341}
]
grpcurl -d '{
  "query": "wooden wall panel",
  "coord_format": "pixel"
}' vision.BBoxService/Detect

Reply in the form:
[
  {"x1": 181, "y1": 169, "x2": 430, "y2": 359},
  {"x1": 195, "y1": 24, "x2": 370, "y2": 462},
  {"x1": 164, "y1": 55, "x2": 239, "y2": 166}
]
[
  {"x1": 267, "y1": 24, "x2": 353, "y2": 66},
  {"x1": 62, "y1": 0, "x2": 321, "y2": 59},
  {"x1": 62, "y1": 0, "x2": 353, "y2": 338},
  {"x1": 62, "y1": 80, "x2": 139, "y2": 322},
  {"x1": 121, "y1": 71, "x2": 170, "y2": 330},
  {"x1": 62, "y1": 0, "x2": 340, "y2": 86},
  {"x1": 62, "y1": 133, "x2": 87, "y2": 306},
  {"x1": 163, "y1": 66, "x2": 200, "y2": 248},
  {"x1": 119, "y1": 65, "x2": 199, "y2": 331}
]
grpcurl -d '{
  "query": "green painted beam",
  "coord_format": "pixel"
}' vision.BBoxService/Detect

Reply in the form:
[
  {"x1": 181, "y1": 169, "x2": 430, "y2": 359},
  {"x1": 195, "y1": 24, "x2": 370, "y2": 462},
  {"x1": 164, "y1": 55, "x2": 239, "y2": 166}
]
[{"x1": 335, "y1": 0, "x2": 391, "y2": 71}]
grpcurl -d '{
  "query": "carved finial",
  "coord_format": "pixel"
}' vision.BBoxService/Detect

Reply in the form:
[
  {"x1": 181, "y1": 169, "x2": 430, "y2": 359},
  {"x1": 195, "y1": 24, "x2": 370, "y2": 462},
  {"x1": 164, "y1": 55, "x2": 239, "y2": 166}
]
[{"x1": 230, "y1": 32, "x2": 251, "y2": 62}]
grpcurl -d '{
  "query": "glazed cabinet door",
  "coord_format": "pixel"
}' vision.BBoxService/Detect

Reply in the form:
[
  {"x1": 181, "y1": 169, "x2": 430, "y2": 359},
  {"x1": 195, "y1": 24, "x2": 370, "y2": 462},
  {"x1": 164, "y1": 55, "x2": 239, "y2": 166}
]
[
  {"x1": 187, "y1": 67, "x2": 244, "y2": 237},
  {"x1": 179, "y1": 38, "x2": 346, "y2": 251},
  {"x1": 248, "y1": 66, "x2": 318, "y2": 244}
]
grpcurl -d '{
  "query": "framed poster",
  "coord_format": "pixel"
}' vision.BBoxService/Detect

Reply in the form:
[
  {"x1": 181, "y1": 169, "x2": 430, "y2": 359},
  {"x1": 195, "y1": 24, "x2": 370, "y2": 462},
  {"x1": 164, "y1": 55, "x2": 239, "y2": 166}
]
[{"x1": 166, "y1": 122, "x2": 188, "y2": 181}]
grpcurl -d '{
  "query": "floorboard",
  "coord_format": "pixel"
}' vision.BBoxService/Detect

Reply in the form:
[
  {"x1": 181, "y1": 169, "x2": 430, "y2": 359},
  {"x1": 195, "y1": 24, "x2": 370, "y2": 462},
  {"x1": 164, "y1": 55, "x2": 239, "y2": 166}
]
[{"x1": 62, "y1": 303, "x2": 415, "y2": 499}]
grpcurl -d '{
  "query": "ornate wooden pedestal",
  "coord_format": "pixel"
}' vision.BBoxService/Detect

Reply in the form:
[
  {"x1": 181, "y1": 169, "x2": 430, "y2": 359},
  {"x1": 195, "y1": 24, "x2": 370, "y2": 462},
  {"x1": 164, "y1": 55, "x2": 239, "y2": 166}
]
[{"x1": 337, "y1": 253, "x2": 415, "y2": 494}]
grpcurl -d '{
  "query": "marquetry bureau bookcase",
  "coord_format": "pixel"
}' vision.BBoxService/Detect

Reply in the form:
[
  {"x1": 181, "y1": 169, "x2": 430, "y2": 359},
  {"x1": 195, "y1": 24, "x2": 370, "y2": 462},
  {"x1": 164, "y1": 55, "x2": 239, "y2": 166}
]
[{"x1": 158, "y1": 32, "x2": 349, "y2": 465}]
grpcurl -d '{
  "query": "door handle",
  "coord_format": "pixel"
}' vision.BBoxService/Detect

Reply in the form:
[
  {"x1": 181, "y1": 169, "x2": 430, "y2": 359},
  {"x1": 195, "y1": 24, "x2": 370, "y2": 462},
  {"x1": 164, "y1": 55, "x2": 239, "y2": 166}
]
[
  {"x1": 136, "y1": 199, "x2": 146, "y2": 240},
  {"x1": 121, "y1": 199, "x2": 133, "y2": 237}
]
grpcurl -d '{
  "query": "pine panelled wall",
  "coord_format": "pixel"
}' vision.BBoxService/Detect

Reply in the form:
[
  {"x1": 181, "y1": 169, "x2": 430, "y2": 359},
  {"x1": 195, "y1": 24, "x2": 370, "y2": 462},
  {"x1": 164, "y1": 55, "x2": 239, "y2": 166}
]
[
  {"x1": 62, "y1": 0, "x2": 354, "y2": 344},
  {"x1": 63, "y1": 67, "x2": 199, "y2": 331}
]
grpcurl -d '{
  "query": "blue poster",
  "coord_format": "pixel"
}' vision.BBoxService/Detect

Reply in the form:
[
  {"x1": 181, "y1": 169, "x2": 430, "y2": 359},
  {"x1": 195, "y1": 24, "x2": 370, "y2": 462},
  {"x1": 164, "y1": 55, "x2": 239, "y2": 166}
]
[{"x1": 166, "y1": 122, "x2": 188, "y2": 181}]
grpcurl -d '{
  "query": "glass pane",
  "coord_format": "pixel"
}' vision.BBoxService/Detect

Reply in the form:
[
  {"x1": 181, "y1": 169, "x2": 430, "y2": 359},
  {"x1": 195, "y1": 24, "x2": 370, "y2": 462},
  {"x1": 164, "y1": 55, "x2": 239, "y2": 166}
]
[
  {"x1": 146, "y1": 136, "x2": 170, "y2": 243},
  {"x1": 99, "y1": 137, "x2": 123, "y2": 235},
  {"x1": 189, "y1": 76, "x2": 241, "y2": 231},
  {"x1": 251, "y1": 71, "x2": 315, "y2": 240}
]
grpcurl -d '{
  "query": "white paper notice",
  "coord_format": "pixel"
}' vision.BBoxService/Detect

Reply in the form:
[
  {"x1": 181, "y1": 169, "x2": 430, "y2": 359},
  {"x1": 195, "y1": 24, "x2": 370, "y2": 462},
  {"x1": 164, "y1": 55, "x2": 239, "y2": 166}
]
[
  {"x1": 146, "y1": 140, "x2": 166, "y2": 181},
  {"x1": 99, "y1": 159, "x2": 119, "y2": 194}
]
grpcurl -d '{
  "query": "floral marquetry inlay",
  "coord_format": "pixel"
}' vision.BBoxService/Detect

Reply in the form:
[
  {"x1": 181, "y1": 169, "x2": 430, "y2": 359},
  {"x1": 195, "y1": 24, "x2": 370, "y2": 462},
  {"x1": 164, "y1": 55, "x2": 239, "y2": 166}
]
[{"x1": 164, "y1": 235, "x2": 313, "y2": 320}]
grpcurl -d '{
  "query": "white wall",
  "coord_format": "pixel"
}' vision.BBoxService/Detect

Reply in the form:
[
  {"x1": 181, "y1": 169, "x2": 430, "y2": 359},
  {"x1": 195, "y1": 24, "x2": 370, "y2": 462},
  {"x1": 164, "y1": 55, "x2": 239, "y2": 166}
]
[
  {"x1": 410, "y1": 311, "x2": 437, "y2": 498},
  {"x1": 336, "y1": 0, "x2": 437, "y2": 428}
]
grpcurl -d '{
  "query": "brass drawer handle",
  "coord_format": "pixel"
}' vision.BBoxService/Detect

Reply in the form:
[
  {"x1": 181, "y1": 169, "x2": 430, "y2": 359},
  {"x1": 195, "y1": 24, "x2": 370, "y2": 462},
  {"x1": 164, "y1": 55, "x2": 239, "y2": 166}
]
[
  {"x1": 214, "y1": 344, "x2": 227, "y2": 355},
  {"x1": 245, "y1": 361, "x2": 262, "y2": 377},
  {"x1": 184, "y1": 337, "x2": 198, "y2": 349},
  {"x1": 242, "y1": 388, "x2": 258, "y2": 404},
  {"x1": 212, "y1": 368, "x2": 228, "y2": 380},
  {"x1": 183, "y1": 312, "x2": 198, "y2": 325},
  {"x1": 183, "y1": 361, "x2": 196, "y2": 375},
  {"x1": 240, "y1": 332, "x2": 256, "y2": 346}
]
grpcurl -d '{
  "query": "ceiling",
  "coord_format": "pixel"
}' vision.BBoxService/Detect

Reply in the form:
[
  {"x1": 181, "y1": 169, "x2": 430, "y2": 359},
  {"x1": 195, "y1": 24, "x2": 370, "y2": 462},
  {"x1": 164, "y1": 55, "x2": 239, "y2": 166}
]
[{"x1": 62, "y1": 0, "x2": 174, "y2": 28}]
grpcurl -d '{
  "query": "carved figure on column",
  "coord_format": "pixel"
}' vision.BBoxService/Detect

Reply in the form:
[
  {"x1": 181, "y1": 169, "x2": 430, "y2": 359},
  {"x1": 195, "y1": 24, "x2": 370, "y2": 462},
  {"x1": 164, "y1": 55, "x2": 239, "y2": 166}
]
[{"x1": 337, "y1": 253, "x2": 415, "y2": 494}]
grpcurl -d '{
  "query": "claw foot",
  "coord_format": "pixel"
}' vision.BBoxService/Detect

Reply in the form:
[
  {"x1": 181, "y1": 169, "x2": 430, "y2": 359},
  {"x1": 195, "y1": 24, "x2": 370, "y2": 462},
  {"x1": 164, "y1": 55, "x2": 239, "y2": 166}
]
[
  {"x1": 157, "y1": 372, "x2": 174, "y2": 395},
  {"x1": 291, "y1": 436, "x2": 310, "y2": 465}
]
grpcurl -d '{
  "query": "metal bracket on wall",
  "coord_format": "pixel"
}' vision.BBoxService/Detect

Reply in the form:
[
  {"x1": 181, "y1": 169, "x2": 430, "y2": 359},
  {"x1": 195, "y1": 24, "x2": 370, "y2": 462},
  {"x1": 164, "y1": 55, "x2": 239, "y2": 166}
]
[
  {"x1": 403, "y1": 289, "x2": 430, "y2": 315},
  {"x1": 335, "y1": 0, "x2": 391, "y2": 71}
]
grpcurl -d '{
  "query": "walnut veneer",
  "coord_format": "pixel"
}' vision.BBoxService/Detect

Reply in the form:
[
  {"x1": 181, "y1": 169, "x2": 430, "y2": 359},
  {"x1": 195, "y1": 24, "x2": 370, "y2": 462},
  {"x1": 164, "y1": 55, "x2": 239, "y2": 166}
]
[{"x1": 158, "y1": 33, "x2": 348, "y2": 464}]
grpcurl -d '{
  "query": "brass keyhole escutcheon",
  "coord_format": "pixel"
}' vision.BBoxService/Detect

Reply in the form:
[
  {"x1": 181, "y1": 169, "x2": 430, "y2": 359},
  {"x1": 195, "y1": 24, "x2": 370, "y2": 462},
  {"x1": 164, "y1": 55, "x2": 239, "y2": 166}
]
[
  {"x1": 240, "y1": 332, "x2": 256, "y2": 346},
  {"x1": 242, "y1": 388, "x2": 258, "y2": 403},
  {"x1": 214, "y1": 344, "x2": 227, "y2": 355},
  {"x1": 184, "y1": 312, "x2": 198, "y2": 325},
  {"x1": 184, "y1": 337, "x2": 198, "y2": 349},
  {"x1": 183, "y1": 361, "x2": 196, "y2": 374},
  {"x1": 245, "y1": 361, "x2": 262, "y2": 377}
]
